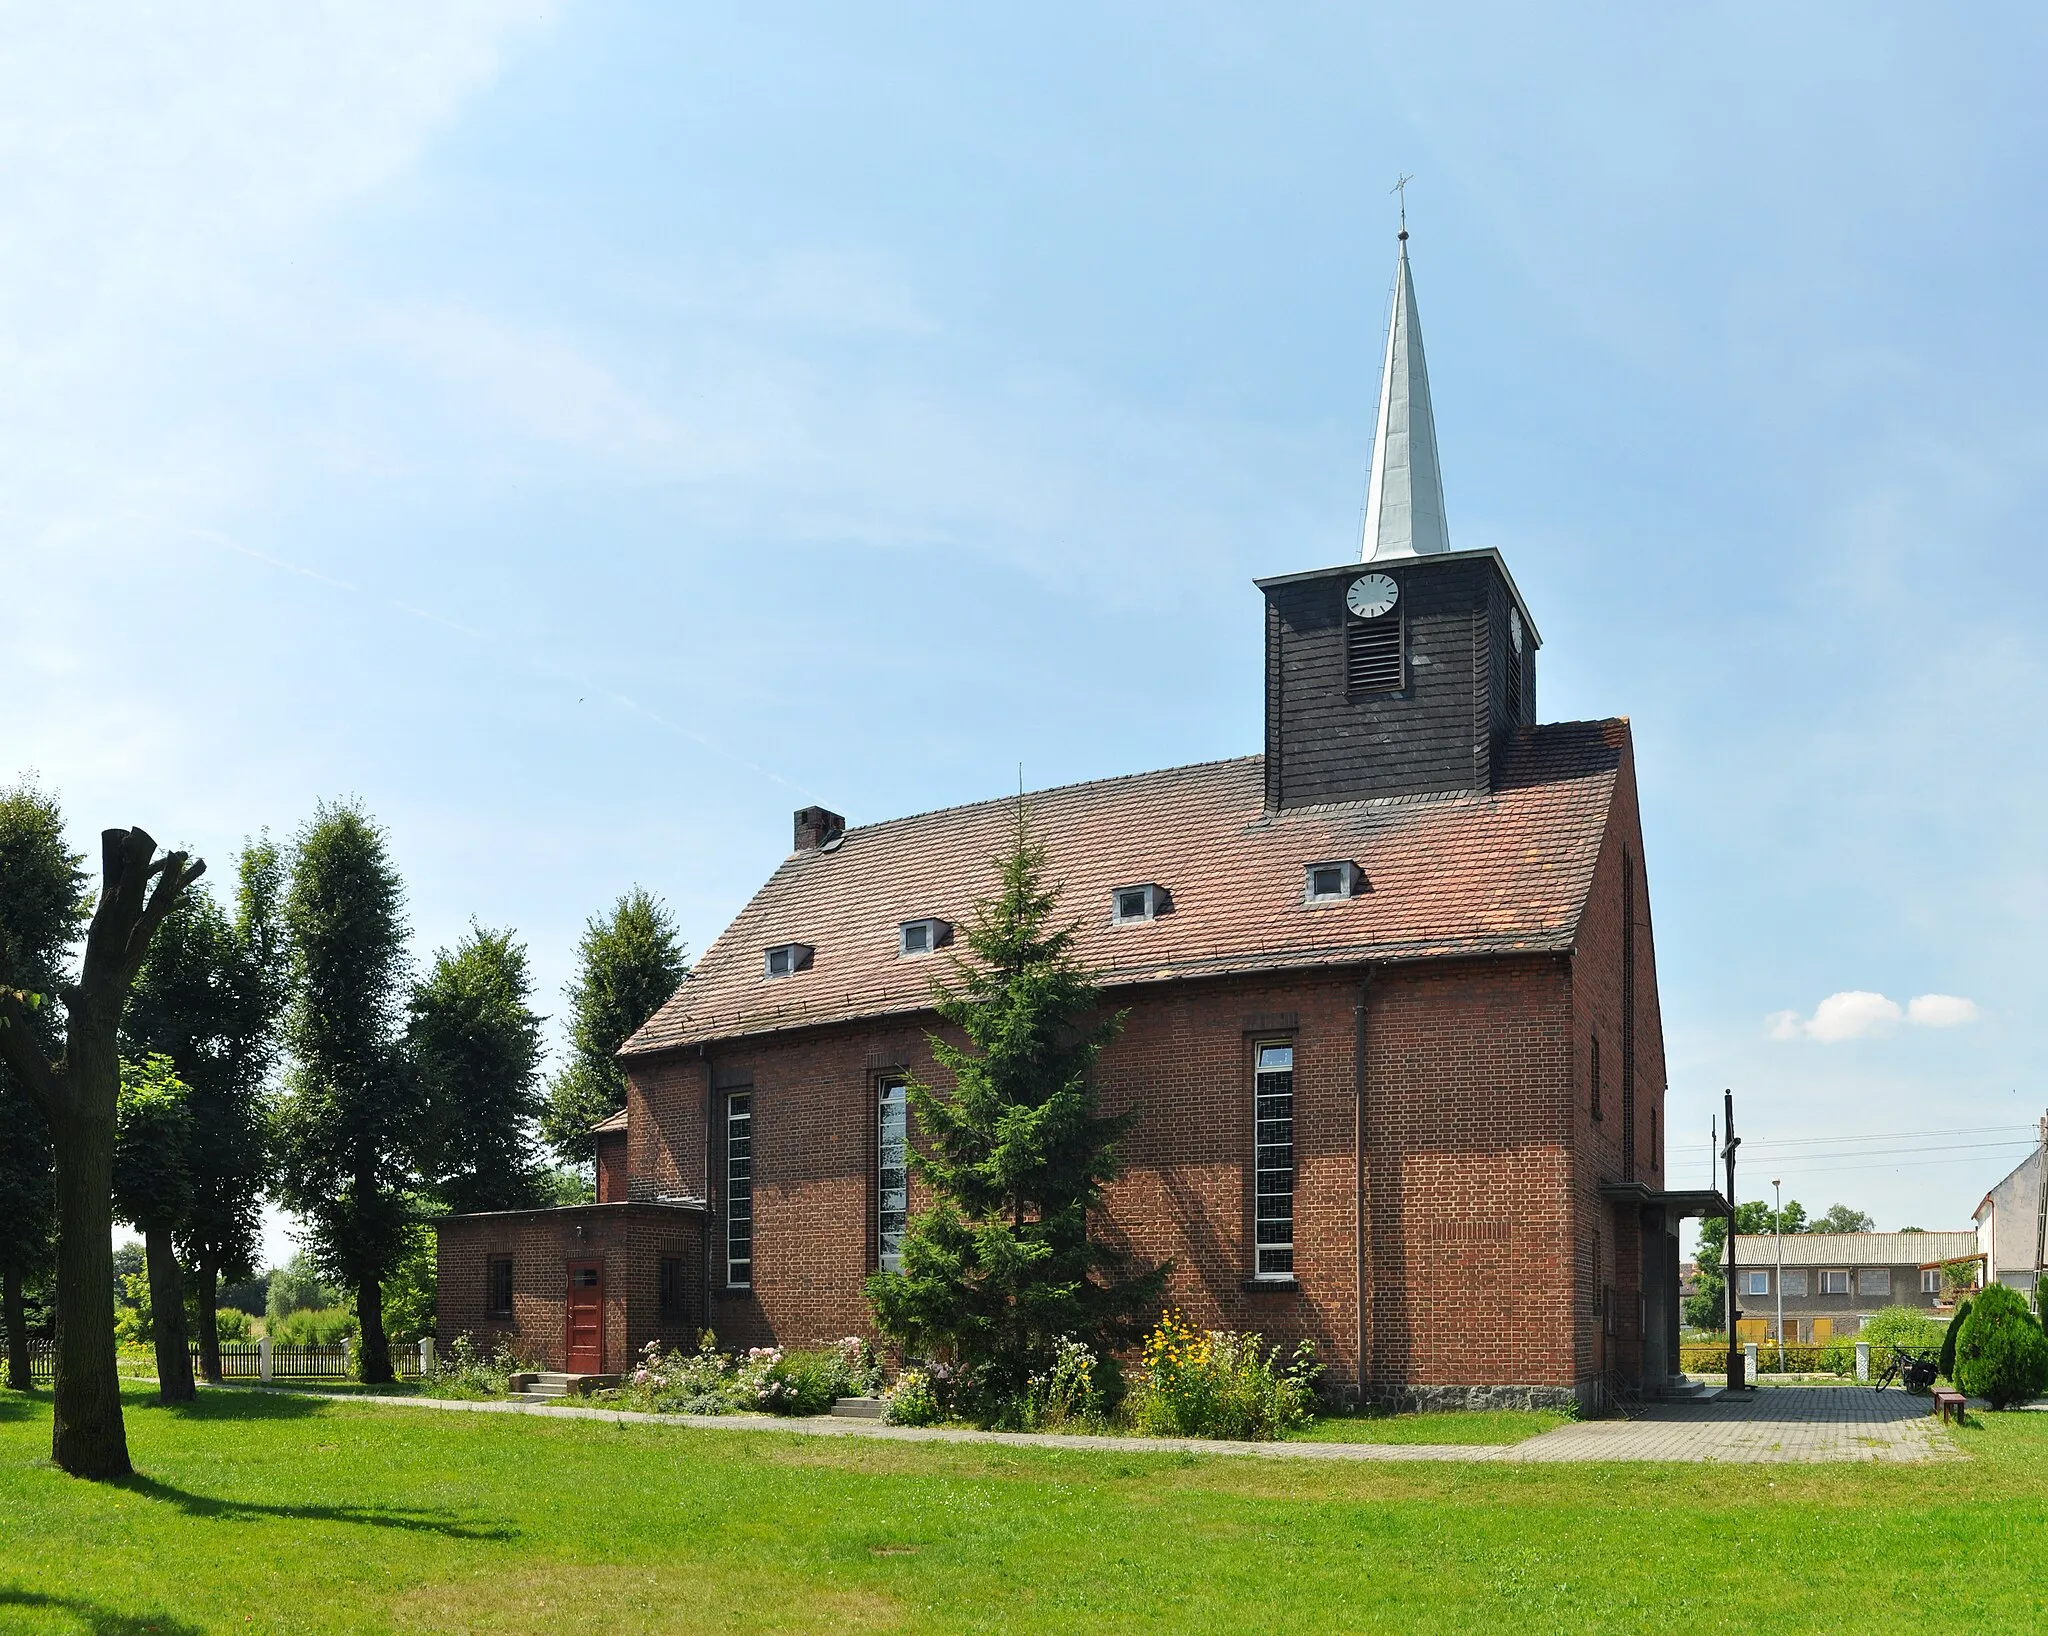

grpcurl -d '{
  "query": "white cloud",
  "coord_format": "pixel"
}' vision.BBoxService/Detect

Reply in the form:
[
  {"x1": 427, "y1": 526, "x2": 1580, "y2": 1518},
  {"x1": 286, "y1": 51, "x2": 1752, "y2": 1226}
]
[
  {"x1": 1906, "y1": 993, "x2": 1980, "y2": 1028},
  {"x1": 1769, "y1": 990, "x2": 1980, "y2": 1041}
]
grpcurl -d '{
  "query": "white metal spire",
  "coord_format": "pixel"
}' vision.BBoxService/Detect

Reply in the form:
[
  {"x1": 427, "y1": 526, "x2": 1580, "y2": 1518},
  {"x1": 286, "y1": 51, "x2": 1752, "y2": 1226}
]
[{"x1": 1360, "y1": 229, "x2": 1450, "y2": 562}]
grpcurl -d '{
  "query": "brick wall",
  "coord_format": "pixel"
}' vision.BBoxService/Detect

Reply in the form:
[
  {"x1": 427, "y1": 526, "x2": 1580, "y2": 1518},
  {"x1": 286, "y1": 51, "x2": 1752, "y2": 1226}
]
[
  {"x1": 434, "y1": 1204, "x2": 704, "y2": 1373},
  {"x1": 1566, "y1": 741, "x2": 1668, "y2": 1391},
  {"x1": 623, "y1": 956, "x2": 1621, "y2": 1397}
]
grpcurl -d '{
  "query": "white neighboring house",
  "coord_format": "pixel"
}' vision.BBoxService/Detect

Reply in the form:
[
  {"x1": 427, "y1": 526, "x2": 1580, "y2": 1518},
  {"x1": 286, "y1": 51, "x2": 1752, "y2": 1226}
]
[{"x1": 1974, "y1": 1145, "x2": 2046, "y2": 1299}]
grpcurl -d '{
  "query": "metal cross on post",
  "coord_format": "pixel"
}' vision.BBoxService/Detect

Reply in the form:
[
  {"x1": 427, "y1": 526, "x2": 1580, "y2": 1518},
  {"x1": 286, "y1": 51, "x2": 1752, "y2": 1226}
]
[{"x1": 1391, "y1": 172, "x2": 1414, "y2": 236}]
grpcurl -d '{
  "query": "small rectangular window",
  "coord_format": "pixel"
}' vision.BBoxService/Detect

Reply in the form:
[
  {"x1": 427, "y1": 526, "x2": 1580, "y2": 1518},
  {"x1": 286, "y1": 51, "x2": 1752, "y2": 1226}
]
[
  {"x1": 726, "y1": 1093, "x2": 753, "y2": 1287},
  {"x1": 1922, "y1": 1268, "x2": 1941, "y2": 1294},
  {"x1": 1112, "y1": 884, "x2": 1168, "y2": 924},
  {"x1": 658, "y1": 1257, "x2": 686, "y2": 1320},
  {"x1": 1346, "y1": 612, "x2": 1402, "y2": 693},
  {"x1": 763, "y1": 942, "x2": 813, "y2": 978},
  {"x1": 1745, "y1": 1270, "x2": 1770, "y2": 1297},
  {"x1": 1303, "y1": 861, "x2": 1360, "y2": 903},
  {"x1": 1252, "y1": 1042, "x2": 1294, "y2": 1279},
  {"x1": 1820, "y1": 1269, "x2": 1850, "y2": 1296},
  {"x1": 877, "y1": 1076, "x2": 909, "y2": 1273},
  {"x1": 486, "y1": 1257, "x2": 513, "y2": 1318},
  {"x1": 1781, "y1": 1270, "x2": 1807, "y2": 1298},
  {"x1": 1859, "y1": 1267, "x2": 1890, "y2": 1296},
  {"x1": 1589, "y1": 1035, "x2": 1602, "y2": 1122},
  {"x1": 897, "y1": 918, "x2": 950, "y2": 957}
]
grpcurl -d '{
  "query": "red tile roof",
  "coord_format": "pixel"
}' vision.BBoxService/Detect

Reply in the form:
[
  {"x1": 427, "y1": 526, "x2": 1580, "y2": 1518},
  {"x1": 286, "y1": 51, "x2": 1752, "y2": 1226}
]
[
  {"x1": 623, "y1": 720, "x2": 1631, "y2": 1057},
  {"x1": 590, "y1": 1107, "x2": 629, "y2": 1134}
]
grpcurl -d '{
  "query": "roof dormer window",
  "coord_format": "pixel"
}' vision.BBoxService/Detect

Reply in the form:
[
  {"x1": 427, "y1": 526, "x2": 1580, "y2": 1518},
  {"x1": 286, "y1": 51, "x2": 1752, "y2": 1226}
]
[
  {"x1": 763, "y1": 942, "x2": 813, "y2": 978},
  {"x1": 898, "y1": 918, "x2": 951, "y2": 957},
  {"x1": 1112, "y1": 883, "x2": 1170, "y2": 925},
  {"x1": 1304, "y1": 861, "x2": 1363, "y2": 903}
]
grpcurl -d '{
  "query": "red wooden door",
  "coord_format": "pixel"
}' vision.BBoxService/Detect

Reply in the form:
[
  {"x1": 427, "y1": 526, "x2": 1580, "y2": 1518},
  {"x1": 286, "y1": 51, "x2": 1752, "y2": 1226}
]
[{"x1": 566, "y1": 1261, "x2": 603, "y2": 1373}]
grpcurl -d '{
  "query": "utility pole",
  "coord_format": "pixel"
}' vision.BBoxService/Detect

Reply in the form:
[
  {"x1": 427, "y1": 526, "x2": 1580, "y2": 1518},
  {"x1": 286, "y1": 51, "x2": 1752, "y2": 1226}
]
[
  {"x1": 1723, "y1": 1089, "x2": 1742, "y2": 1392},
  {"x1": 1773, "y1": 1178, "x2": 1785, "y2": 1377}
]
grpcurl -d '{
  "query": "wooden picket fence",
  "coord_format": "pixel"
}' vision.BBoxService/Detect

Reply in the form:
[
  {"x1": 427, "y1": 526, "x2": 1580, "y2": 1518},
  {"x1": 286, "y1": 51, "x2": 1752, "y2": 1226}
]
[{"x1": 25, "y1": 1338, "x2": 425, "y2": 1382}]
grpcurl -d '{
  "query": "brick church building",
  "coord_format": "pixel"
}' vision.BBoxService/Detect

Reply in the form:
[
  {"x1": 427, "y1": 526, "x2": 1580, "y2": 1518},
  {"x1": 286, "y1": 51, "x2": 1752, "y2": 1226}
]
[{"x1": 437, "y1": 233, "x2": 1710, "y2": 1411}]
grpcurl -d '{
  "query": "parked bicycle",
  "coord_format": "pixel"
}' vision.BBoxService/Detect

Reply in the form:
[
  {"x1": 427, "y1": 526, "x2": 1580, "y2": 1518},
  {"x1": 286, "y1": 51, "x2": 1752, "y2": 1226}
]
[{"x1": 1873, "y1": 1345, "x2": 1939, "y2": 1393}]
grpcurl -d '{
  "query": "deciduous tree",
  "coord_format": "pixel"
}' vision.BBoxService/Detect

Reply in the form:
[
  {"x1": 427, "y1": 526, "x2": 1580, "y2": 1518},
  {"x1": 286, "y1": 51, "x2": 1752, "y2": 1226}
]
[
  {"x1": 411, "y1": 923, "x2": 547, "y2": 1214},
  {"x1": 112, "y1": 1054, "x2": 197, "y2": 1403},
  {"x1": 866, "y1": 803, "x2": 1165, "y2": 1421},
  {"x1": 271, "y1": 803, "x2": 413, "y2": 1385},
  {"x1": 124, "y1": 840, "x2": 288, "y2": 1382},
  {"x1": 539, "y1": 889, "x2": 687, "y2": 1167},
  {"x1": 0, "y1": 826, "x2": 205, "y2": 1478},
  {"x1": 0, "y1": 778, "x2": 89, "y2": 1392}
]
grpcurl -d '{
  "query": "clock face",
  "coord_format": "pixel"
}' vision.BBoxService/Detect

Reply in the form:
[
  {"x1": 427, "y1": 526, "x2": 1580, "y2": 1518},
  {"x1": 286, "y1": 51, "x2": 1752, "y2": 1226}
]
[
  {"x1": 1346, "y1": 573, "x2": 1399, "y2": 620},
  {"x1": 1510, "y1": 606, "x2": 1524, "y2": 654}
]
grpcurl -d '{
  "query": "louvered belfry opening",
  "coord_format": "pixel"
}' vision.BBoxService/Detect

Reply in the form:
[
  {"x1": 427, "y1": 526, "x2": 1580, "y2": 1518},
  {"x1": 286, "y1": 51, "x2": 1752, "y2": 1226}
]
[
  {"x1": 1505, "y1": 642, "x2": 1524, "y2": 726},
  {"x1": 1346, "y1": 611, "x2": 1403, "y2": 693}
]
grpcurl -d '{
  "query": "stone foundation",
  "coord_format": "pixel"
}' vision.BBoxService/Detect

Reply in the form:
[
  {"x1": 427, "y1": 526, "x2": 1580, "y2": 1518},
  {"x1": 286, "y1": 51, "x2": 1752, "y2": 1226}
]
[{"x1": 1360, "y1": 1383, "x2": 1581, "y2": 1414}]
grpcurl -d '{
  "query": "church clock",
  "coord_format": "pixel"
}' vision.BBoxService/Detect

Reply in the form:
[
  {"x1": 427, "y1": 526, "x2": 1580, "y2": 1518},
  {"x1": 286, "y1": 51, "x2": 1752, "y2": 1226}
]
[{"x1": 1346, "y1": 573, "x2": 1399, "y2": 619}]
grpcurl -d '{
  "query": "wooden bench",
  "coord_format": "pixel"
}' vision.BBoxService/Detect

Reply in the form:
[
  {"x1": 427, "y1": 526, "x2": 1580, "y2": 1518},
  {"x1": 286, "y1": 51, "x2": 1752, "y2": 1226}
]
[{"x1": 1933, "y1": 1388, "x2": 1967, "y2": 1425}]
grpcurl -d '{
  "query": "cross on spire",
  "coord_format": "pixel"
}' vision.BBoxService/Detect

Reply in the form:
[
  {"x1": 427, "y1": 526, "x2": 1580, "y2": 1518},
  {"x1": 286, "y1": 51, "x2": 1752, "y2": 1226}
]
[{"x1": 1391, "y1": 172, "x2": 1414, "y2": 237}]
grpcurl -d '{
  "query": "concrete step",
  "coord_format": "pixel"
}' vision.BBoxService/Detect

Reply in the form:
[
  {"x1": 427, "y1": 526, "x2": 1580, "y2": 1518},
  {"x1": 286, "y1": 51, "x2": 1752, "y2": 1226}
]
[
  {"x1": 829, "y1": 1396, "x2": 884, "y2": 1419},
  {"x1": 509, "y1": 1372, "x2": 616, "y2": 1399}
]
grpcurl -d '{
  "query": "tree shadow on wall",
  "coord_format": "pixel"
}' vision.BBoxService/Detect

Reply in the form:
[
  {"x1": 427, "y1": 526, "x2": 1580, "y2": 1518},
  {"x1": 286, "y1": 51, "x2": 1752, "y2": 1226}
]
[
  {"x1": 118, "y1": 1475, "x2": 519, "y2": 1542},
  {"x1": 0, "y1": 1587, "x2": 204, "y2": 1636}
]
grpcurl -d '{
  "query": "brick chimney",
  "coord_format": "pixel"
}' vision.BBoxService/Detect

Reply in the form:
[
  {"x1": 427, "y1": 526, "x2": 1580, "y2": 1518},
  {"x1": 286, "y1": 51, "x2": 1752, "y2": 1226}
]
[{"x1": 793, "y1": 806, "x2": 846, "y2": 852}]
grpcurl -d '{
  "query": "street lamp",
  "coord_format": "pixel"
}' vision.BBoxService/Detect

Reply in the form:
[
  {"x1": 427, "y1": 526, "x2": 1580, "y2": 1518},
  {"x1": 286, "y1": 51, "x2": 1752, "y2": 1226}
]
[{"x1": 1773, "y1": 1179, "x2": 1785, "y2": 1377}]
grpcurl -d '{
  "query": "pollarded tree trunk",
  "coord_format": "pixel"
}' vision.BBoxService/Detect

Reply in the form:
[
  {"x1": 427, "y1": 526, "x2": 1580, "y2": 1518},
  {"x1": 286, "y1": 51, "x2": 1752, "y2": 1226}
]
[
  {"x1": 49, "y1": 1083, "x2": 130, "y2": 1477},
  {"x1": 193, "y1": 1260, "x2": 222, "y2": 1385},
  {"x1": 3, "y1": 1266, "x2": 29, "y2": 1391},
  {"x1": 143, "y1": 1228, "x2": 194, "y2": 1404},
  {"x1": 0, "y1": 828, "x2": 204, "y2": 1479}
]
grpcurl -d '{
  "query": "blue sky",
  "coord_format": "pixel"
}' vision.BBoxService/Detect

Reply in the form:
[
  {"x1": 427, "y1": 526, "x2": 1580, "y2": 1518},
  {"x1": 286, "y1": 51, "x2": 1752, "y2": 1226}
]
[{"x1": 6, "y1": 4, "x2": 2043, "y2": 1260}]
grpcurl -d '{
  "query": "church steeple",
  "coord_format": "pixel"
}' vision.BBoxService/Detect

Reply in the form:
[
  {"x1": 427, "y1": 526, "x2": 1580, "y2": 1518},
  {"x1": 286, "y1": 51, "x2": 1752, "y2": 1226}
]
[{"x1": 1360, "y1": 229, "x2": 1451, "y2": 562}]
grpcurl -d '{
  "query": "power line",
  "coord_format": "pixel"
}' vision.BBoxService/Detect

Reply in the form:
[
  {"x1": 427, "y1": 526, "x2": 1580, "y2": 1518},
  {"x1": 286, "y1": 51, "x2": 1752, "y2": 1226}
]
[
  {"x1": 1742, "y1": 1124, "x2": 2036, "y2": 1149},
  {"x1": 1740, "y1": 1139, "x2": 2037, "y2": 1163}
]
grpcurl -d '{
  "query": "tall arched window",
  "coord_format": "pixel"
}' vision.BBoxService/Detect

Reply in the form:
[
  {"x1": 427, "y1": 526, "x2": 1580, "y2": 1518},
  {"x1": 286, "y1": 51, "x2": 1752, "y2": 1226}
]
[{"x1": 1589, "y1": 1034, "x2": 1602, "y2": 1122}]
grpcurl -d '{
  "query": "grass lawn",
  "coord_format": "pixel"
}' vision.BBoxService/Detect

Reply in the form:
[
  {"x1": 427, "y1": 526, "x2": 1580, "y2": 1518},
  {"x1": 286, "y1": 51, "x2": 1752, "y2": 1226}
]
[{"x1": 1, "y1": 1384, "x2": 2044, "y2": 1633}]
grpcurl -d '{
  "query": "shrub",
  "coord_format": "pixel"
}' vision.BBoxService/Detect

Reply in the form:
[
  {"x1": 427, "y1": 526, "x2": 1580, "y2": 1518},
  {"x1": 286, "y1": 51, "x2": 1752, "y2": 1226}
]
[
  {"x1": 1859, "y1": 1306, "x2": 1946, "y2": 1353},
  {"x1": 1124, "y1": 1309, "x2": 1321, "y2": 1441},
  {"x1": 270, "y1": 1305, "x2": 356, "y2": 1347},
  {"x1": 882, "y1": 1368, "x2": 941, "y2": 1426},
  {"x1": 1020, "y1": 1336, "x2": 1101, "y2": 1431},
  {"x1": 602, "y1": 1333, "x2": 882, "y2": 1417},
  {"x1": 1953, "y1": 1285, "x2": 2048, "y2": 1409},
  {"x1": 1940, "y1": 1300, "x2": 1972, "y2": 1381},
  {"x1": 214, "y1": 1308, "x2": 253, "y2": 1343},
  {"x1": 424, "y1": 1332, "x2": 532, "y2": 1399}
]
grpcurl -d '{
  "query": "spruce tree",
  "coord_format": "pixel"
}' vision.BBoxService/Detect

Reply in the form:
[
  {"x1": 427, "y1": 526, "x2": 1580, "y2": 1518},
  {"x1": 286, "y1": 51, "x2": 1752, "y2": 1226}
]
[
  {"x1": 866, "y1": 802, "x2": 1165, "y2": 1419},
  {"x1": 272, "y1": 802, "x2": 415, "y2": 1384},
  {"x1": 540, "y1": 888, "x2": 688, "y2": 1166}
]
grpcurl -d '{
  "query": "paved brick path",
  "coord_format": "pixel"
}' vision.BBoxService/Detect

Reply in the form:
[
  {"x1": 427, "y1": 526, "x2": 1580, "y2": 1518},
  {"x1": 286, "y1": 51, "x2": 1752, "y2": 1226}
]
[
  {"x1": 1505, "y1": 1386, "x2": 1959, "y2": 1464},
  {"x1": 230, "y1": 1381, "x2": 1961, "y2": 1464}
]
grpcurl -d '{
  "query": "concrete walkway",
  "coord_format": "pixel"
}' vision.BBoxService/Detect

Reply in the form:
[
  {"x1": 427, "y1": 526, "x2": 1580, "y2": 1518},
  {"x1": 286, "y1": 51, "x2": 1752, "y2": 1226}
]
[
  {"x1": 225, "y1": 1381, "x2": 1961, "y2": 1465},
  {"x1": 1504, "y1": 1386, "x2": 1961, "y2": 1464}
]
